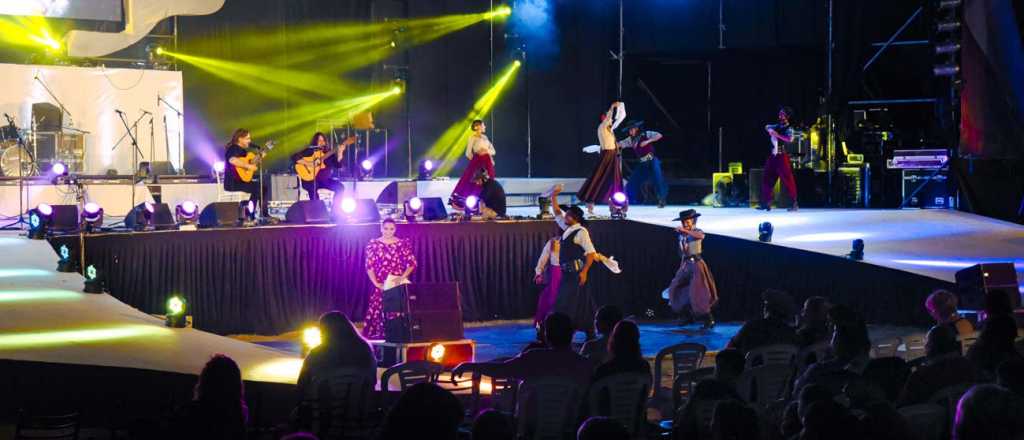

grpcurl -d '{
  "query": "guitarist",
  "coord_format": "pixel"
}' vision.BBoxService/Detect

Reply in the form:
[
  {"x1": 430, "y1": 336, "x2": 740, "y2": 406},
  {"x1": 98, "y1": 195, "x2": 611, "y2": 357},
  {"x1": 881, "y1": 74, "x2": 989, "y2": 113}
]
[
  {"x1": 224, "y1": 128, "x2": 272, "y2": 218},
  {"x1": 292, "y1": 132, "x2": 354, "y2": 205},
  {"x1": 759, "y1": 106, "x2": 799, "y2": 211}
]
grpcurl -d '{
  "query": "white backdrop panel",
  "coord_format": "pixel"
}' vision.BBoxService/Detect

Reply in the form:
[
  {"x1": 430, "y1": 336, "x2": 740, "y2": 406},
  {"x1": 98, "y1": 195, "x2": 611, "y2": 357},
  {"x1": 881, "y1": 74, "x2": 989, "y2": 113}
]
[{"x1": 0, "y1": 63, "x2": 184, "y2": 174}]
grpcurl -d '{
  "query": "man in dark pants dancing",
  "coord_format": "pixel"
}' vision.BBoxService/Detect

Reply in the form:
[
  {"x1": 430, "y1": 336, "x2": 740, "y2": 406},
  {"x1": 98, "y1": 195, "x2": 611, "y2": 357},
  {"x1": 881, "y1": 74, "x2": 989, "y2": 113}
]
[{"x1": 759, "y1": 106, "x2": 799, "y2": 211}]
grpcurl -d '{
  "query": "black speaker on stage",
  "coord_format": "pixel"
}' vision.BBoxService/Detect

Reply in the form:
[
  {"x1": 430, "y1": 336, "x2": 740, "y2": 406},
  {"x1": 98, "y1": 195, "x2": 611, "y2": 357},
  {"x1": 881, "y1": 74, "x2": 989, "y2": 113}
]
[
  {"x1": 383, "y1": 283, "x2": 464, "y2": 342},
  {"x1": 956, "y1": 263, "x2": 1020, "y2": 310},
  {"x1": 49, "y1": 205, "x2": 80, "y2": 233},
  {"x1": 198, "y1": 202, "x2": 243, "y2": 228},
  {"x1": 286, "y1": 200, "x2": 329, "y2": 224},
  {"x1": 376, "y1": 180, "x2": 417, "y2": 206},
  {"x1": 125, "y1": 202, "x2": 176, "y2": 231},
  {"x1": 420, "y1": 197, "x2": 448, "y2": 221},
  {"x1": 32, "y1": 102, "x2": 62, "y2": 132}
]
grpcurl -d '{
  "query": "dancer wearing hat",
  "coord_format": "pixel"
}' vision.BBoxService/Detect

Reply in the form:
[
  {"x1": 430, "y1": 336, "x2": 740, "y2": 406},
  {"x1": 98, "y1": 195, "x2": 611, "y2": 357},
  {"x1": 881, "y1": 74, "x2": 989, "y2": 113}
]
[
  {"x1": 760, "y1": 106, "x2": 799, "y2": 211},
  {"x1": 549, "y1": 185, "x2": 607, "y2": 338},
  {"x1": 663, "y1": 209, "x2": 718, "y2": 328},
  {"x1": 578, "y1": 101, "x2": 627, "y2": 216},
  {"x1": 617, "y1": 121, "x2": 667, "y2": 208}
]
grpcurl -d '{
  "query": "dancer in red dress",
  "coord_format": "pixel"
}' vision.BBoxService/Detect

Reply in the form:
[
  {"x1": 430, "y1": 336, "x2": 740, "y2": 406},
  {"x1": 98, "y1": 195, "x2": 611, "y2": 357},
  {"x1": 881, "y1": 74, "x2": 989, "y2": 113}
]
[
  {"x1": 449, "y1": 119, "x2": 497, "y2": 208},
  {"x1": 533, "y1": 234, "x2": 563, "y2": 326},
  {"x1": 362, "y1": 218, "x2": 417, "y2": 339},
  {"x1": 578, "y1": 102, "x2": 626, "y2": 216}
]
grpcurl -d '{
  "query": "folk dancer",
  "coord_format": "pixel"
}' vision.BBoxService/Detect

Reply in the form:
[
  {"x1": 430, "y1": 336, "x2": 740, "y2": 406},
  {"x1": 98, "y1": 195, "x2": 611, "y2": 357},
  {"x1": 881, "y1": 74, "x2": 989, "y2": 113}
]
[
  {"x1": 760, "y1": 106, "x2": 799, "y2": 211},
  {"x1": 449, "y1": 119, "x2": 496, "y2": 209},
  {"x1": 663, "y1": 209, "x2": 718, "y2": 329},
  {"x1": 578, "y1": 102, "x2": 626, "y2": 216},
  {"x1": 617, "y1": 120, "x2": 667, "y2": 208}
]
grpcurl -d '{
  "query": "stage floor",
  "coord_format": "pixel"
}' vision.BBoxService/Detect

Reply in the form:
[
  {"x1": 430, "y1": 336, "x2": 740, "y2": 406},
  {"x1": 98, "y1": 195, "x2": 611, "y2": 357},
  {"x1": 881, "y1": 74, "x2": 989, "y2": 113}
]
[{"x1": 509, "y1": 205, "x2": 1024, "y2": 291}]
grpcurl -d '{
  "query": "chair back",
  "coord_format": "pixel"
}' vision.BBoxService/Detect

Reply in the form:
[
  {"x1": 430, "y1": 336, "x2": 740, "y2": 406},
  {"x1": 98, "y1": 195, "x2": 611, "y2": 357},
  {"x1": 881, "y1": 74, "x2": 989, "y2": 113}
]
[
  {"x1": 693, "y1": 399, "x2": 724, "y2": 439},
  {"x1": 898, "y1": 403, "x2": 947, "y2": 440},
  {"x1": 515, "y1": 377, "x2": 584, "y2": 440},
  {"x1": 587, "y1": 372, "x2": 651, "y2": 436},
  {"x1": 957, "y1": 333, "x2": 978, "y2": 355},
  {"x1": 652, "y1": 343, "x2": 706, "y2": 392},
  {"x1": 871, "y1": 336, "x2": 902, "y2": 358},
  {"x1": 928, "y1": 383, "x2": 973, "y2": 431},
  {"x1": 744, "y1": 344, "x2": 798, "y2": 369},
  {"x1": 738, "y1": 364, "x2": 794, "y2": 408},
  {"x1": 901, "y1": 334, "x2": 927, "y2": 361},
  {"x1": 15, "y1": 410, "x2": 80, "y2": 440},
  {"x1": 671, "y1": 366, "x2": 714, "y2": 411},
  {"x1": 469, "y1": 357, "x2": 518, "y2": 416},
  {"x1": 380, "y1": 360, "x2": 443, "y2": 393},
  {"x1": 302, "y1": 367, "x2": 376, "y2": 440}
]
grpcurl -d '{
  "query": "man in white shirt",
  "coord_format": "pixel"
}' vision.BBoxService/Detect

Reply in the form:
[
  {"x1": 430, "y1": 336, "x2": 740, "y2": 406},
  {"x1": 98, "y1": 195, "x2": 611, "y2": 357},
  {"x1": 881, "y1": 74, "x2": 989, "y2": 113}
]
[{"x1": 550, "y1": 185, "x2": 598, "y2": 339}]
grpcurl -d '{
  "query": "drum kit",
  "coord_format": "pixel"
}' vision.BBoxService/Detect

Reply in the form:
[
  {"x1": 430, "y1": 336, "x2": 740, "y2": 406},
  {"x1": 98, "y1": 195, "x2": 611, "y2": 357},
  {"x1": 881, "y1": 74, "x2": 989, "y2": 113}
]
[{"x1": 0, "y1": 121, "x2": 85, "y2": 178}]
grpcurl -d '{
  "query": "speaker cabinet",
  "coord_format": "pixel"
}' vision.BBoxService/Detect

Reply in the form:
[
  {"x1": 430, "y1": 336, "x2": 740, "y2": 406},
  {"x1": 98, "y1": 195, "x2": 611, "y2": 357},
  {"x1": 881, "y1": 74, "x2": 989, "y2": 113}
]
[
  {"x1": 956, "y1": 263, "x2": 1020, "y2": 310},
  {"x1": 286, "y1": 200, "x2": 330, "y2": 224},
  {"x1": 48, "y1": 204, "x2": 80, "y2": 232},
  {"x1": 382, "y1": 283, "x2": 464, "y2": 342},
  {"x1": 419, "y1": 197, "x2": 448, "y2": 221},
  {"x1": 125, "y1": 202, "x2": 176, "y2": 231},
  {"x1": 198, "y1": 202, "x2": 243, "y2": 228},
  {"x1": 376, "y1": 180, "x2": 418, "y2": 206}
]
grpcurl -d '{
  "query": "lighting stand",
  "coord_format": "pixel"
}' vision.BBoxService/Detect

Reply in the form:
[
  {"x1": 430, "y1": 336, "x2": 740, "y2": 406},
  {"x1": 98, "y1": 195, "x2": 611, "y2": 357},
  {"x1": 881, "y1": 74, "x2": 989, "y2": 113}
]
[{"x1": 114, "y1": 111, "x2": 146, "y2": 214}]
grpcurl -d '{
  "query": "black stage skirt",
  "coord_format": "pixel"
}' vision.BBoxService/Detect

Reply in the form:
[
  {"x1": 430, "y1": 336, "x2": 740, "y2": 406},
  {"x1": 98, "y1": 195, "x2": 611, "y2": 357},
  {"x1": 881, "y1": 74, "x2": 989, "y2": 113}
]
[
  {"x1": 577, "y1": 149, "x2": 623, "y2": 204},
  {"x1": 554, "y1": 267, "x2": 597, "y2": 333}
]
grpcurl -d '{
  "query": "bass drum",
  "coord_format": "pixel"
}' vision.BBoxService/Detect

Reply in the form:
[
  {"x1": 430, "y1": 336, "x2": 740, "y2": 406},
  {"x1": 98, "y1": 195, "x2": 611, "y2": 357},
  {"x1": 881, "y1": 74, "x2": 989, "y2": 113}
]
[{"x1": 0, "y1": 143, "x2": 38, "y2": 177}]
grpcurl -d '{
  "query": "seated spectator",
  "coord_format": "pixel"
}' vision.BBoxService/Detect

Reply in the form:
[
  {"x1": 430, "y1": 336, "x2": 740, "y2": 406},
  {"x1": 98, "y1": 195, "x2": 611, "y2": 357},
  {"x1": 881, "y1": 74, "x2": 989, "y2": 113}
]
[
  {"x1": 897, "y1": 325, "x2": 977, "y2": 406},
  {"x1": 793, "y1": 307, "x2": 871, "y2": 397},
  {"x1": 593, "y1": 320, "x2": 651, "y2": 382},
  {"x1": 522, "y1": 320, "x2": 548, "y2": 353},
  {"x1": 844, "y1": 376, "x2": 913, "y2": 440},
  {"x1": 577, "y1": 416, "x2": 629, "y2": 440},
  {"x1": 997, "y1": 359, "x2": 1024, "y2": 397},
  {"x1": 672, "y1": 351, "x2": 746, "y2": 440},
  {"x1": 453, "y1": 312, "x2": 593, "y2": 388},
  {"x1": 781, "y1": 384, "x2": 835, "y2": 439},
  {"x1": 861, "y1": 357, "x2": 909, "y2": 404},
  {"x1": 378, "y1": 383, "x2": 464, "y2": 440},
  {"x1": 966, "y1": 315, "x2": 1023, "y2": 380},
  {"x1": 799, "y1": 400, "x2": 862, "y2": 440},
  {"x1": 709, "y1": 400, "x2": 759, "y2": 440},
  {"x1": 953, "y1": 384, "x2": 1024, "y2": 440},
  {"x1": 797, "y1": 296, "x2": 832, "y2": 348},
  {"x1": 167, "y1": 354, "x2": 248, "y2": 440},
  {"x1": 727, "y1": 289, "x2": 799, "y2": 354},
  {"x1": 580, "y1": 305, "x2": 623, "y2": 365},
  {"x1": 472, "y1": 409, "x2": 513, "y2": 440},
  {"x1": 983, "y1": 289, "x2": 1015, "y2": 317},
  {"x1": 925, "y1": 289, "x2": 975, "y2": 337},
  {"x1": 295, "y1": 311, "x2": 377, "y2": 402}
]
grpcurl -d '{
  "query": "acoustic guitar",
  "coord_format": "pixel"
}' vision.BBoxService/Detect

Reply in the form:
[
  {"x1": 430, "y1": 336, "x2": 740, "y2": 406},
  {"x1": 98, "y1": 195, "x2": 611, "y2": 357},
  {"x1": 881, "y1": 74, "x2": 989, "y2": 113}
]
[
  {"x1": 294, "y1": 135, "x2": 356, "y2": 182},
  {"x1": 235, "y1": 141, "x2": 275, "y2": 183}
]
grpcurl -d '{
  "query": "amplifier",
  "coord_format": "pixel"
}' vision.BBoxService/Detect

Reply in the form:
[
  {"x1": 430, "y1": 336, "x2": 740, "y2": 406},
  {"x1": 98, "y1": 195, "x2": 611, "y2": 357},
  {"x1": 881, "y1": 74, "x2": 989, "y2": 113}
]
[
  {"x1": 902, "y1": 170, "x2": 954, "y2": 209},
  {"x1": 956, "y1": 263, "x2": 1020, "y2": 310},
  {"x1": 888, "y1": 149, "x2": 949, "y2": 169},
  {"x1": 383, "y1": 283, "x2": 464, "y2": 343}
]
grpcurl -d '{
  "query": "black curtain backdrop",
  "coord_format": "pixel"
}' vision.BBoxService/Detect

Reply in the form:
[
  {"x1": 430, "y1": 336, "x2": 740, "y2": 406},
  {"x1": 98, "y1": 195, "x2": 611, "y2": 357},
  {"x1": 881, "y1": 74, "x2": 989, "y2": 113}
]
[{"x1": 51, "y1": 219, "x2": 946, "y2": 336}]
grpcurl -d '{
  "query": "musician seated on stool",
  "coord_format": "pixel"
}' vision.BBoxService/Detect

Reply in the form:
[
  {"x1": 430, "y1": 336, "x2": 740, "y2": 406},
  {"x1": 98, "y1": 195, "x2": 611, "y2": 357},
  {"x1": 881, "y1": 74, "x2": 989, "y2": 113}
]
[
  {"x1": 473, "y1": 168, "x2": 506, "y2": 219},
  {"x1": 224, "y1": 128, "x2": 273, "y2": 219},
  {"x1": 291, "y1": 132, "x2": 351, "y2": 207}
]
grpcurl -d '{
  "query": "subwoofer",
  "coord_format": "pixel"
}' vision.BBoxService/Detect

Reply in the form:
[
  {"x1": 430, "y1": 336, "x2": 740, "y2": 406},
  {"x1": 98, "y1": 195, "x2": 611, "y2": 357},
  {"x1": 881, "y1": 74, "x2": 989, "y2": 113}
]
[
  {"x1": 198, "y1": 202, "x2": 244, "y2": 228},
  {"x1": 286, "y1": 200, "x2": 330, "y2": 224},
  {"x1": 956, "y1": 263, "x2": 1020, "y2": 310},
  {"x1": 382, "y1": 283, "x2": 464, "y2": 342}
]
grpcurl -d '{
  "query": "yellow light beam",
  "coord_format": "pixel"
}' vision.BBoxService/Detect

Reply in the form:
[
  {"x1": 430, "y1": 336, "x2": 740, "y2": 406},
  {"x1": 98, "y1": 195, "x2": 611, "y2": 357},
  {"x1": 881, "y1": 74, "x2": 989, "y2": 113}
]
[{"x1": 0, "y1": 325, "x2": 170, "y2": 350}]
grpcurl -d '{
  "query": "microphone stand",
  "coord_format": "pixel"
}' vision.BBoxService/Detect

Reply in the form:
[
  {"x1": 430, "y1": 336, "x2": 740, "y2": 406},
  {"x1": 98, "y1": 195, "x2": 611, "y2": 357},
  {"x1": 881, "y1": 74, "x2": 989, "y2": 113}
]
[
  {"x1": 115, "y1": 111, "x2": 146, "y2": 213},
  {"x1": 34, "y1": 73, "x2": 74, "y2": 127},
  {"x1": 0, "y1": 115, "x2": 30, "y2": 230},
  {"x1": 158, "y1": 94, "x2": 185, "y2": 174}
]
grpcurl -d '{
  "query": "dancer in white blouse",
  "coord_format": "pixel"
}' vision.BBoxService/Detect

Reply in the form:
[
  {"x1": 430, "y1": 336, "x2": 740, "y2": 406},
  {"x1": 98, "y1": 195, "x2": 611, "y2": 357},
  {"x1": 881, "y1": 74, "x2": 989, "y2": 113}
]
[
  {"x1": 578, "y1": 102, "x2": 626, "y2": 216},
  {"x1": 449, "y1": 119, "x2": 496, "y2": 208}
]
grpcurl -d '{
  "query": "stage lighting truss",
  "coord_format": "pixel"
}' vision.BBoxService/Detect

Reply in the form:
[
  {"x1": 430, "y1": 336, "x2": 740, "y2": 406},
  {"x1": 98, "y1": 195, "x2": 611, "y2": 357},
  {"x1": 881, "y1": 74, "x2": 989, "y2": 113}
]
[
  {"x1": 28, "y1": 203, "x2": 54, "y2": 239},
  {"x1": 80, "y1": 202, "x2": 104, "y2": 233},
  {"x1": 610, "y1": 191, "x2": 628, "y2": 220},
  {"x1": 83, "y1": 264, "x2": 105, "y2": 293}
]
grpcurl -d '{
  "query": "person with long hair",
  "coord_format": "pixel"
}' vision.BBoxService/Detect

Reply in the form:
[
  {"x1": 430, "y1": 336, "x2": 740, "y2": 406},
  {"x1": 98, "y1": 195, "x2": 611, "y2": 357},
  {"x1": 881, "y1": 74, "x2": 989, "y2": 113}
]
[
  {"x1": 295, "y1": 311, "x2": 376, "y2": 401},
  {"x1": 168, "y1": 354, "x2": 248, "y2": 440},
  {"x1": 223, "y1": 128, "x2": 272, "y2": 218},
  {"x1": 592, "y1": 320, "x2": 651, "y2": 382},
  {"x1": 292, "y1": 132, "x2": 352, "y2": 207},
  {"x1": 363, "y1": 218, "x2": 416, "y2": 339},
  {"x1": 578, "y1": 101, "x2": 626, "y2": 216},
  {"x1": 449, "y1": 119, "x2": 496, "y2": 209}
]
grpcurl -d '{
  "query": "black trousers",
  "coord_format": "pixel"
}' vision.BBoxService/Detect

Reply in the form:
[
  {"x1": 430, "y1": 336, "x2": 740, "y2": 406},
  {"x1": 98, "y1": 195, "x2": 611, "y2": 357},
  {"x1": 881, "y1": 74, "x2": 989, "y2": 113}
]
[
  {"x1": 300, "y1": 171, "x2": 345, "y2": 205},
  {"x1": 225, "y1": 179, "x2": 271, "y2": 216}
]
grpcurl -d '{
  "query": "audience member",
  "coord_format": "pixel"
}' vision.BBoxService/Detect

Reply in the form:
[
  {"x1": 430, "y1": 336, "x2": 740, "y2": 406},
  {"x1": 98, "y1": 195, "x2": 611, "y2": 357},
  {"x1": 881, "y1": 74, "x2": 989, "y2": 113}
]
[
  {"x1": 966, "y1": 314, "x2": 1023, "y2": 380},
  {"x1": 861, "y1": 357, "x2": 909, "y2": 404},
  {"x1": 377, "y1": 383, "x2": 464, "y2": 440},
  {"x1": 779, "y1": 385, "x2": 834, "y2": 440},
  {"x1": 672, "y1": 350, "x2": 746, "y2": 440},
  {"x1": 580, "y1": 305, "x2": 624, "y2": 365},
  {"x1": 295, "y1": 312, "x2": 377, "y2": 402},
  {"x1": 452, "y1": 312, "x2": 593, "y2": 387},
  {"x1": 797, "y1": 296, "x2": 832, "y2": 348},
  {"x1": 897, "y1": 325, "x2": 977, "y2": 406},
  {"x1": 168, "y1": 354, "x2": 248, "y2": 440},
  {"x1": 843, "y1": 376, "x2": 913, "y2": 440},
  {"x1": 727, "y1": 289, "x2": 799, "y2": 354},
  {"x1": 953, "y1": 384, "x2": 1024, "y2": 440},
  {"x1": 577, "y1": 416, "x2": 629, "y2": 440},
  {"x1": 593, "y1": 320, "x2": 651, "y2": 382},
  {"x1": 472, "y1": 409, "x2": 513, "y2": 440},
  {"x1": 522, "y1": 319, "x2": 548, "y2": 353},
  {"x1": 925, "y1": 289, "x2": 974, "y2": 337},
  {"x1": 798, "y1": 400, "x2": 861, "y2": 440},
  {"x1": 983, "y1": 289, "x2": 1015, "y2": 318},
  {"x1": 709, "y1": 400, "x2": 759, "y2": 440},
  {"x1": 793, "y1": 308, "x2": 871, "y2": 397},
  {"x1": 997, "y1": 358, "x2": 1024, "y2": 397}
]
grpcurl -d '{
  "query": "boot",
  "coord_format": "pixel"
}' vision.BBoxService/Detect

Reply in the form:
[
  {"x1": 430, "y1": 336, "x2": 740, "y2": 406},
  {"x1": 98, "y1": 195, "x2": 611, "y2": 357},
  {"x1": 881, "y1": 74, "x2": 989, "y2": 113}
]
[
  {"x1": 701, "y1": 313, "x2": 716, "y2": 329},
  {"x1": 677, "y1": 307, "x2": 695, "y2": 326}
]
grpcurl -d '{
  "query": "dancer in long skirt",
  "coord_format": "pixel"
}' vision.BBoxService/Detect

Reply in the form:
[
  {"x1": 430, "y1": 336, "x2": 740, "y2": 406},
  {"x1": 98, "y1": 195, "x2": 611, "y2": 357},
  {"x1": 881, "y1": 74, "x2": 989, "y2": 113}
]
[
  {"x1": 449, "y1": 119, "x2": 496, "y2": 208},
  {"x1": 533, "y1": 234, "x2": 562, "y2": 327},
  {"x1": 577, "y1": 102, "x2": 626, "y2": 216},
  {"x1": 363, "y1": 218, "x2": 417, "y2": 339},
  {"x1": 664, "y1": 209, "x2": 719, "y2": 329}
]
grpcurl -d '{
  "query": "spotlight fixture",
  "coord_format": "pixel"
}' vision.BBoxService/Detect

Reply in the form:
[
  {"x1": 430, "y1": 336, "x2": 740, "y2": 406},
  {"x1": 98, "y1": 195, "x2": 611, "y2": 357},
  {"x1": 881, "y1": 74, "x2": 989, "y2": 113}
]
[
  {"x1": 464, "y1": 195, "x2": 480, "y2": 218},
  {"x1": 176, "y1": 201, "x2": 199, "y2": 226},
  {"x1": 359, "y1": 159, "x2": 374, "y2": 180},
  {"x1": 165, "y1": 296, "x2": 187, "y2": 328},
  {"x1": 239, "y1": 200, "x2": 256, "y2": 224},
  {"x1": 404, "y1": 197, "x2": 423, "y2": 221},
  {"x1": 429, "y1": 343, "x2": 446, "y2": 363},
  {"x1": 80, "y1": 202, "x2": 104, "y2": 233},
  {"x1": 302, "y1": 326, "x2": 322, "y2": 355},
  {"x1": 127, "y1": 201, "x2": 156, "y2": 231},
  {"x1": 28, "y1": 203, "x2": 54, "y2": 239},
  {"x1": 536, "y1": 196, "x2": 553, "y2": 219},
  {"x1": 51, "y1": 162, "x2": 68, "y2": 176},
  {"x1": 417, "y1": 159, "x2": 435, "y2": 180},
  {"x1": 848, "y1": 239, "x2": 865, "y2": 261},
  {"x1": 610, "y1": 191, "x2": 628, "y2": 219},
  {"x1": 83, "y1": 264, "x2": 105, "y2": 293},
  {"x1": 212, "y1": 161, "x2": 226, "y2": 175},
  {"x1": 56, "y1": 243, "x2": 75, "y2": 272},
  {"x1": 758, "y1": 221, "x2": 773, "y2": 243}
]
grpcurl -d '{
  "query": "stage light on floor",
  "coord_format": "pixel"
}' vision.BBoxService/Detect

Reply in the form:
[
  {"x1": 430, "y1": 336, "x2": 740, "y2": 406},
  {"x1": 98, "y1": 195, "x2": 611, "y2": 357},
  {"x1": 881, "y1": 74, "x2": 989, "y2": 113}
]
[
  {"x1": 536, "y1": 196, "x2": 553, "y2": 219},
  {"x1": 848, "y1": 239, "x2": 865, "y2": 261},
  {"x1": 56, "y1": 244, "x2": 75, "y2": 272},
  {"x1": 176, "y1": 201, "x2": 199, "y2": 225},
  {"x1": 464, "y1": 195, "x2": 480, "y2": 217},
  {"x1": 126, "y1": 202, "x2": 156, "y2": 231},
  {"x1": 303, "y1": 326, "x2": 322, "y2": 354},
  {"x1": 610, "y1": 191, "x2": 628, "y2": 220},
  {"x1": 360, "y1": 159, "x2": 374, "y2": 180},
  {"x1": 758, "y1": 221, "x2": 773, "y2": 243},
  {"x1": 83, "y1": 264, "x2": 105, "y2": 293},
  {"x1": 418, "y1": 159, "x2": 435, "y2": 180},
  {"x1": 239, "y1": 200, "x2": 256, "y2": 224},
  {"x1": 165, "y1": 296, "x2": 187, "y2": 328},
  {"x1": 80, "y1": 202, "x2": 104, "y2": 233},
  {"x1": 51, "y1": 162, "x2": 67, "y2": 176},
  {"x1": 28, "y1": 204, "x2": 53, "y2": 239},
  {"x1": 429, "y1": 343, "x2": 446, "y2": 363},
  {"x1": 404, "y1": 197, "x2": 423, "y2": 221},
  {"x1": 340, "y1": 197, "x2": 357, "y2": 214}
]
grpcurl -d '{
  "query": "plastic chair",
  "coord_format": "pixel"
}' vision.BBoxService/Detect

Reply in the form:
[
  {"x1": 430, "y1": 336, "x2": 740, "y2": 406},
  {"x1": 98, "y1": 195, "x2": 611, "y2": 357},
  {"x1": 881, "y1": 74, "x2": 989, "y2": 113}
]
[
  {"x1": 588, "y1": 372, "x2": 651, "y2": 437},
  {"x1": 299, "y1": 367, "x2": 378, "y2": 440},
  {"x1": 380, "y1": 361, "x2": 443, "y2": 406},
  {"x1": 737, "y1": 363, "x2": 795, "y2": 408},
  {"x1": 515, "y1": 377, "x2": 584, "y2": 440},
  {"x1": 744, "y1": 344, "x2": 798, "y2": 369},
  {"x1": 871, "y1": 336, "x2": 902, "y2": 358},
  {"x1": 653, "y1": 343, "x2": 707, "y2": 387},
  {"x1": 671, "y1": 366, "x2": 714, "y2": 411},
  {"x1": 14, "y1": 410, "x2": 80, "y2": 440},
  {"x1": 898, "y1": 403, "x2": 947, "y2": 440},
  {"x1": 468, "y1": 357, "x2": 518, "y2": 416},
  {"x1": 902, "y1": 334, "x2": 927, "y2": 361},
  {"x1": 957, "y1": 333, "x2": 978, "y2": 355},
  {"x1": 692, "y1": 399, "x2": 725, "y2": 440}
]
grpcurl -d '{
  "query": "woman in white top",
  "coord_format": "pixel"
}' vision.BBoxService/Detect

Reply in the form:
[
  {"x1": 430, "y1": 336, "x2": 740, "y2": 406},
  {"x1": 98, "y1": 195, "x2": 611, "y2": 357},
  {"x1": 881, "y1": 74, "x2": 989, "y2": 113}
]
[
  {"x1": 578, "y1": 102, "x2": 626, "y2": 215},
  {"x1": 449, "y1": 119, "x2": 496, "y2": 208}
]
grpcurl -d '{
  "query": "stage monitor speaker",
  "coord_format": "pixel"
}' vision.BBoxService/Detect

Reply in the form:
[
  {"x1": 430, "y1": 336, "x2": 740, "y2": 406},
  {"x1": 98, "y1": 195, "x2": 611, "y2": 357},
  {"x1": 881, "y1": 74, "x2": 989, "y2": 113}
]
[
  {"x1": 32, "y1": 102, "x2": 62, "y2": 132},
  {"x1": 125, "y1": 202, "x2": 176, "y2": 230},
  {"x1": 198, "y1": 202, "x2": 243, "y2": 228},
  {"x1": 50, "y1": 204, "x2": 80, "y2": 232},
  {"x1": 334, "y1": 198, "x2": 381, "y2": 223},
  {"x1": 375, "y1": 180, "x2": 417, "y2": 206},
  {"x1": 286, "y1": 200, "x2": 330, "y2": 224},
  {"x1": 420, "y1": 197, "x2": 448, "y2": 221},
  {"x1": 150, "y1": 161, "x2": 177, "y2": 176},
  {"x1": 956, "y1": 263, "x2": 1020, "y2": 310},
  {"x1": 382, "y1": 283, "x2": 464, "y2": 342}
]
